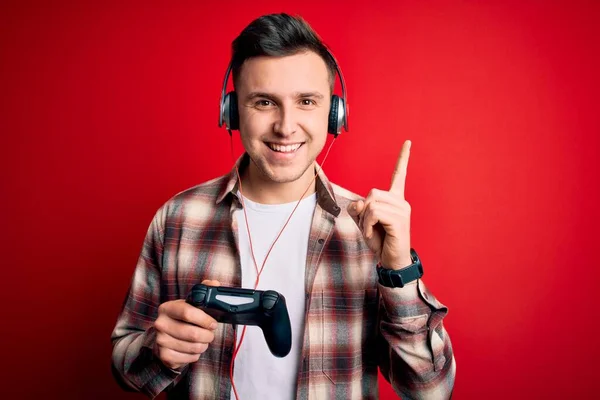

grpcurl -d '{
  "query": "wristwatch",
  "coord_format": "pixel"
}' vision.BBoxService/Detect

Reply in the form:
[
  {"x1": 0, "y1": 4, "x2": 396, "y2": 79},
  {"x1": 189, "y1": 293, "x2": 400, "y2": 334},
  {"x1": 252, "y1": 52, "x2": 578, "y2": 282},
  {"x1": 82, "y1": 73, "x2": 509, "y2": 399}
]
[{"x1": 376, "y1": 248, "x2": 423, "y2": 288}]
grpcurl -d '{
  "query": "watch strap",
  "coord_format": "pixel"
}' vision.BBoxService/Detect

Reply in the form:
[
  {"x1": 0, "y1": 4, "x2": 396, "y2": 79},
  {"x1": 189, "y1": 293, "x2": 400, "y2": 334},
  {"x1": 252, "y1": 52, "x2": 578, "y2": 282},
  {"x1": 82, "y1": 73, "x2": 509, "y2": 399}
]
[{"x1": 376, "y1": 248, "x2": 423, "y2": 288}]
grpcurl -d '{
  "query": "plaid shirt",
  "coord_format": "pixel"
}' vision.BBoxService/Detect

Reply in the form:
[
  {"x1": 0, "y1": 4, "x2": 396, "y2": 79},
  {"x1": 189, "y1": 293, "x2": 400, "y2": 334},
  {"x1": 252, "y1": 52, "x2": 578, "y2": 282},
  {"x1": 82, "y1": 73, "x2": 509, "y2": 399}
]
[{"x1": 111, "y1": 154, "x2": 456, "y2": 399}]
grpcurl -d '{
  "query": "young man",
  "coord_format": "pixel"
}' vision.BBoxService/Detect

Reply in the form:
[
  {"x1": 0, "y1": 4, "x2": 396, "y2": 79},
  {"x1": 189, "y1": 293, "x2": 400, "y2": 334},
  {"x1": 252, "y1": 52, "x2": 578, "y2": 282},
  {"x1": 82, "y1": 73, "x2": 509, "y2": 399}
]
[{"x1": 111, "y1": 13, "x2": 455, "y2": 400}]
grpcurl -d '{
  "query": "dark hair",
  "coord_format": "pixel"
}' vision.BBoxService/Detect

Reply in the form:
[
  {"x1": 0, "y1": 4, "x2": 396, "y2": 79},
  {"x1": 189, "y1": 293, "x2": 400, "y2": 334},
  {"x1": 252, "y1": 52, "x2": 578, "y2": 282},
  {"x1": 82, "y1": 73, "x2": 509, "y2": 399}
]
[{"x1": 231, "y1": 13, "x2": 337, "y2": 91}]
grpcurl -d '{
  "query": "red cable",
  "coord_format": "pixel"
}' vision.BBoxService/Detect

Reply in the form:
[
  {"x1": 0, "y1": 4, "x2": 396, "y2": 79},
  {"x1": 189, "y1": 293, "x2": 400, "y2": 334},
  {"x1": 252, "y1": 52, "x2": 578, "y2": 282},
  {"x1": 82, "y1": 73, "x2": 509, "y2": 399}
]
[{"x1": 228, "y1": 133, "x2": 336, "y2": 400}]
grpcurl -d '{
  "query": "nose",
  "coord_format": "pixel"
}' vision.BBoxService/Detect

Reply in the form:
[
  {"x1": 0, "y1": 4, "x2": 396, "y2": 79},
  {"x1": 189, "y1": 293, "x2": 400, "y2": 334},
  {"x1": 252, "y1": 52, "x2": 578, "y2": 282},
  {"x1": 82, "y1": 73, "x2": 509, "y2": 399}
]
[{"x1": 273, "y1": 104, "x2": 297, "y2": 136}]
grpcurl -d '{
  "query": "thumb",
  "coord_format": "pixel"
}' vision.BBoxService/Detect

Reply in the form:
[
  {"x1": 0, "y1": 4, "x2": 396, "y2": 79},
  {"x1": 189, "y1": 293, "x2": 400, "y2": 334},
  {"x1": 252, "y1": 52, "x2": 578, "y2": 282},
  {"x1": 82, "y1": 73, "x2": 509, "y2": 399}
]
[
  {"x1": 201, "y1": 280, "x2": 221, "y2": 287},
  {"x1": 347, "y1": 200, "x2": 365, "y2": 218}
]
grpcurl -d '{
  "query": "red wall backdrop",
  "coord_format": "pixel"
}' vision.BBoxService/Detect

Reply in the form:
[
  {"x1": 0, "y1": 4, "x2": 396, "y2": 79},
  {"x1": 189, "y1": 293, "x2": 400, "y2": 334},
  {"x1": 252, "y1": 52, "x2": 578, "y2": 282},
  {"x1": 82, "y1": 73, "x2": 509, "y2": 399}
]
[{"x1": 1, "y1": 1, "x2": 599, "y2": 399}]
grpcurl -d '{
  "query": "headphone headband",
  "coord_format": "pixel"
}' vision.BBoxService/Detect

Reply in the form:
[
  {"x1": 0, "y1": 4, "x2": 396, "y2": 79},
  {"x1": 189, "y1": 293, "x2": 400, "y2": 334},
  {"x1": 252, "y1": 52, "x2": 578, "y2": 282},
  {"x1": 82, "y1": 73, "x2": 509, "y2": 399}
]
[
  {"x1": 219, "y1": 61, "x2": 234, "y2": 129},
  {"x1": 324, "y1": 48, "x2": 349, "y2": 132}
]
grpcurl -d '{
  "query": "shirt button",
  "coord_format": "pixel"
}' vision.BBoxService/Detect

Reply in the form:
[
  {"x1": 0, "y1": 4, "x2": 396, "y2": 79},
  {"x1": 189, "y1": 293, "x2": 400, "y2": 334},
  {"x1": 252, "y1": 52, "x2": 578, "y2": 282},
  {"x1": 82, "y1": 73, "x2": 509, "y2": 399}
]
[{"x1": 318, "y1": 238, "x2": 325, "y2": 245}]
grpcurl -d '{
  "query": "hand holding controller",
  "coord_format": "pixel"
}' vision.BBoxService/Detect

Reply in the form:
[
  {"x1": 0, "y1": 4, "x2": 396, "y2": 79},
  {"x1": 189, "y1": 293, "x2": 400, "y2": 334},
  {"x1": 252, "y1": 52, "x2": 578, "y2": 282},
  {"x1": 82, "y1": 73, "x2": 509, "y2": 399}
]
[
  {"x1": 186, "y1": 283, "x2": 292, "y2": 358},
  {"x1": 152, "y1": 280, "x2": 221, "y2": 370}
]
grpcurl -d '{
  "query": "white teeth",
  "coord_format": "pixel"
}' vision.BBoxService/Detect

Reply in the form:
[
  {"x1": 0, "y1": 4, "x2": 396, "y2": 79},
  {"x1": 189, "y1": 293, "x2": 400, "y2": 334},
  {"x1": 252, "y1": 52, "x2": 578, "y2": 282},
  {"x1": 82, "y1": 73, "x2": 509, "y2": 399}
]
[{"x1": 268, "y1": 143, "x2": 302, "y2": 153}]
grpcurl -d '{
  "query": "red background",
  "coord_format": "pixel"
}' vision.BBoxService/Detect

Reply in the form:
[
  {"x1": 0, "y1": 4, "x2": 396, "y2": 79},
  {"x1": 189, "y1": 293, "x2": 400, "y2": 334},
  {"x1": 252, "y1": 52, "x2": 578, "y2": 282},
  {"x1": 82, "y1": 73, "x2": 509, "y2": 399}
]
[{"x1": 1, "y1": 1, "x2": 599, "y2": 399}]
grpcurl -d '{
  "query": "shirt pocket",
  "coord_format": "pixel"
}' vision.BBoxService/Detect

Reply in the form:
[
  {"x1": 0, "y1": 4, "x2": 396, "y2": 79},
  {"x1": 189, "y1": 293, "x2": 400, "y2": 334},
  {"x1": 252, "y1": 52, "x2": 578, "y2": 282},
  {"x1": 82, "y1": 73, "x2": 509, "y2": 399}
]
[{"x1": 320, "y1": 289, "x2": 379, "y2": 386}]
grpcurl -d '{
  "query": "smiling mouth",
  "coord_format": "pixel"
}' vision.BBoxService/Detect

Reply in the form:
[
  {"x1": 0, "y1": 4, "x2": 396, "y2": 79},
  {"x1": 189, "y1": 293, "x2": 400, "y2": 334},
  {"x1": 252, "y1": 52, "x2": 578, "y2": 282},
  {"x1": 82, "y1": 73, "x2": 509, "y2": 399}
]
[{"x1": 266, "y1": 142, "x2": 304, "y2": 153}]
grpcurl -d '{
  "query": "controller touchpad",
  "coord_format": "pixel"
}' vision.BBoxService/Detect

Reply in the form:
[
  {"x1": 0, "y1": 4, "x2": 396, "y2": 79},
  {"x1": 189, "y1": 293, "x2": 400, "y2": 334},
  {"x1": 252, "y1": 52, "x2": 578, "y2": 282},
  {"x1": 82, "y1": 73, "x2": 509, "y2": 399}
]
[{"x1": 215, "y1": 294, "x2": 254, "y2": 306}]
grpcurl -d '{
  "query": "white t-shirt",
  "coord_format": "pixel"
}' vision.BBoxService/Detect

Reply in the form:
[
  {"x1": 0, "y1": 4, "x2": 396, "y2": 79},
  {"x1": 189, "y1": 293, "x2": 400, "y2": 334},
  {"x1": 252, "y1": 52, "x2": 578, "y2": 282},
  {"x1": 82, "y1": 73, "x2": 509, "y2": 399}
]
[{"x1": 230, "y1": 192, "x2": 317, "y2": 400}]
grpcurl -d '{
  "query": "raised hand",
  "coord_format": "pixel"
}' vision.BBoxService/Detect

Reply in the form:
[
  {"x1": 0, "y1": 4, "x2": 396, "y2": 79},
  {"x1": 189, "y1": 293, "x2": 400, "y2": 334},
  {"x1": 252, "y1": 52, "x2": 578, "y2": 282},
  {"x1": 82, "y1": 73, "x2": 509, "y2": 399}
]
[{"x1": 348, "y1": 140, "x2": 413, "y2": 270}]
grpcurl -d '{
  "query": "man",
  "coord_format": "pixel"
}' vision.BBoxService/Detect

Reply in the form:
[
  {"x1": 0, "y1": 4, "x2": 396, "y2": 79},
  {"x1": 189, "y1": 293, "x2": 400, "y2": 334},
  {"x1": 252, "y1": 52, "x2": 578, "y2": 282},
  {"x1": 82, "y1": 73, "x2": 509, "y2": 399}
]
[{"x1": 111, "y1": 13, "x2": 455, "y2": 400}]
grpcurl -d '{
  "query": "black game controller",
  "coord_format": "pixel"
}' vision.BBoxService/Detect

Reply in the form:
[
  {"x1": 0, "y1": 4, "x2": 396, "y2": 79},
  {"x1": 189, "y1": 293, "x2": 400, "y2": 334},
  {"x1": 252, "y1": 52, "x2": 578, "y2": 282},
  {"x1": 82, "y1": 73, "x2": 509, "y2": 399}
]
[{"x1": 185, "y1": 284, "x2": 292, "y2": 358}]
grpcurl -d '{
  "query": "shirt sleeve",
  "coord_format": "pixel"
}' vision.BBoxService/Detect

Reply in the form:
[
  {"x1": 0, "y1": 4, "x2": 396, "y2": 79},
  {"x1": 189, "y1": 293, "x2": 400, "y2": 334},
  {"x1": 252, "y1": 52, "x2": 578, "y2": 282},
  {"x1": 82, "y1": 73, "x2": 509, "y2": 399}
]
[
  {"x1": 110, "y1": 205, "x2": 187, "y2": 398},
  {"x1": 376, "y1": 279, "x2": 456, "y2": 399}
]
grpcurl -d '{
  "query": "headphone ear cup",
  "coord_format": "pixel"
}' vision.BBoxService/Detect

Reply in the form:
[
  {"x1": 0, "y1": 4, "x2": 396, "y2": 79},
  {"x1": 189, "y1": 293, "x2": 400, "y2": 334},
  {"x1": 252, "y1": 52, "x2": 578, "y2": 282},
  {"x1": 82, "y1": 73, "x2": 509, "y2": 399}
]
[
  {"x1": 223, "y1": 91, "x2": 239, "y2": 131},
  {"x1": 228, "y1": 91, "x2": 239, "y2": 130},
  {"x1": 328, "y1": 95, "x2": 340, "y2": 135}
]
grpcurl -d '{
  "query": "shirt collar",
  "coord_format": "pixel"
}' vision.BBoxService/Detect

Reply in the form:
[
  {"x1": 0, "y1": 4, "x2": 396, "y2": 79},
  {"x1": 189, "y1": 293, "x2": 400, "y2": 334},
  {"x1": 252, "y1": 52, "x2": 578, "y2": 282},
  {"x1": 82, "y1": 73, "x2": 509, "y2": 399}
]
[{"x1": 216, "y1": 152, "x2": 341, "y2": 217}]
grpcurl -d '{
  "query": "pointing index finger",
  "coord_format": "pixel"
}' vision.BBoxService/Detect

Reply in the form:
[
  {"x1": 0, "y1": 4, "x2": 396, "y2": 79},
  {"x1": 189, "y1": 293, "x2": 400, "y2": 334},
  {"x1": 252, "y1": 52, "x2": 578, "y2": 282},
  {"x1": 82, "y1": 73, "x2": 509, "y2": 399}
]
[{"x1": 390, "y1": 140, "x2": 411, "y2": 196}]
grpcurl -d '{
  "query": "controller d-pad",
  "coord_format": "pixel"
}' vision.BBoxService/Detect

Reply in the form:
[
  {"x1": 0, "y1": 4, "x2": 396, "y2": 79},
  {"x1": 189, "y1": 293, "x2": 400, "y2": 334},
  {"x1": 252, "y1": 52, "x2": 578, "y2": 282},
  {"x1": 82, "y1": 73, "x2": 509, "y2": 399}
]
[{"x1": 262, "y1": 291, "x2": 279, "y2": 310}]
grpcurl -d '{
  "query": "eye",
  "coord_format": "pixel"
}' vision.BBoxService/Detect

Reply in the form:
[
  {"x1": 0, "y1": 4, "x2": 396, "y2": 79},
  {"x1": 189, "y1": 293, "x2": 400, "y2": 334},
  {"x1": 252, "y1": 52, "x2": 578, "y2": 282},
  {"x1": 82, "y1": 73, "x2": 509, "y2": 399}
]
[
  {"x1": 255, "y1": 100, "x2": 274, "y2": 108},
  {"x1": 300, "y1": 99, "x2": 316, "y2": 106}
]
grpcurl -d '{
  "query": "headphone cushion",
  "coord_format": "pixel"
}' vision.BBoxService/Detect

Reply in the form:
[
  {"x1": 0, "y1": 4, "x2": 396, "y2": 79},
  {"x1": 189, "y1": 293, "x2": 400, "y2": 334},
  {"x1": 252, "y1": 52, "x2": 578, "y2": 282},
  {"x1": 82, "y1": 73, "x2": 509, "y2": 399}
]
[
  {"x1": 328, "y1": 95, "x2": 340, "y2": 135},
  {"x1": 227, "y1": 91, "x2": 239, "y2": 130}
]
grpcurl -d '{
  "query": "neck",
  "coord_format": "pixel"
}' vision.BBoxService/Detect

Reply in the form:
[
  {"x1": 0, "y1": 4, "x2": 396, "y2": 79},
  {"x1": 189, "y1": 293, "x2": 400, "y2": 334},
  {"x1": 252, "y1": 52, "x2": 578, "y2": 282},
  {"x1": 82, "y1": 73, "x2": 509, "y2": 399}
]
[{"x1": 239, "y1": 162, "x2": 317, "y2": 205}]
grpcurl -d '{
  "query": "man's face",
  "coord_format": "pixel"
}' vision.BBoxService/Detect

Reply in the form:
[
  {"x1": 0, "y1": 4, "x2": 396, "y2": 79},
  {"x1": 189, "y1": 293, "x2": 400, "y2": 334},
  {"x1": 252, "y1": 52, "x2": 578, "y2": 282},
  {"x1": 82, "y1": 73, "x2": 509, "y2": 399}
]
[{"x1": 236, "y1": 51, "x2": 331, "y2": 184}]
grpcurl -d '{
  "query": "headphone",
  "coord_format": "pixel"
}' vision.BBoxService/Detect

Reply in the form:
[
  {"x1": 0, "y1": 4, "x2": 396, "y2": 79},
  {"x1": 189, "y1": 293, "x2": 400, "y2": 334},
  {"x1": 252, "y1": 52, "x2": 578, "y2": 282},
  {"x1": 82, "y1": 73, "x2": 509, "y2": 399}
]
[{"x1": 218, "y1": 48, "x2": 349, "y2": 137}]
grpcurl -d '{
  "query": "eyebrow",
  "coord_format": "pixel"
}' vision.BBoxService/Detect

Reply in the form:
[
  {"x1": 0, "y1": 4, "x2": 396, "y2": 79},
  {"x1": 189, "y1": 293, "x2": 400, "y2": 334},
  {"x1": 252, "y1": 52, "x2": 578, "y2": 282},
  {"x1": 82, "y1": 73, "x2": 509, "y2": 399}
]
[{"x1": 245, "y1": 91, "x2": 325, "y2": 101}]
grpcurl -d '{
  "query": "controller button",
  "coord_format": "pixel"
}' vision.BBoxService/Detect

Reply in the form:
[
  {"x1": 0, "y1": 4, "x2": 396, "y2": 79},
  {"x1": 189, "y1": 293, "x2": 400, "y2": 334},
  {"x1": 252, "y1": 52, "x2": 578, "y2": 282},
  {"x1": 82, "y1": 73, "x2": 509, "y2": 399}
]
[{"x1": 262, "y1": 292, "x2": 278, "y2": 310}]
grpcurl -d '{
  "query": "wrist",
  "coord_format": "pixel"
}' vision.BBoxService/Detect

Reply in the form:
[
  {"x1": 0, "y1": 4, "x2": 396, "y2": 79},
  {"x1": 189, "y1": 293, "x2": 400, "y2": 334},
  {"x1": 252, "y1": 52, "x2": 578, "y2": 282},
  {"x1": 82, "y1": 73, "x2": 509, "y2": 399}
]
[
  {"x1": 376, "y1": 248, "x2": 423, "y2": 288},
  {"x1": 379, "y1": 257, "x2": 413, "y2": 271}
]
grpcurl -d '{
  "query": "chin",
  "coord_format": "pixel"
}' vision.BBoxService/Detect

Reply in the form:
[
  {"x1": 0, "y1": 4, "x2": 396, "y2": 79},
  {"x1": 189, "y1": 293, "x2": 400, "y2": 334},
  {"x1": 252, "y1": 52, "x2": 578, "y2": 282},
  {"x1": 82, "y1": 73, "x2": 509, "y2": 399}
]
[
  {"x1": 265, "y1": 166, "x2": 308, "y2": 184},
  {"x1": 258, "y1": 160, "x2": 311, "y2": 184}
]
